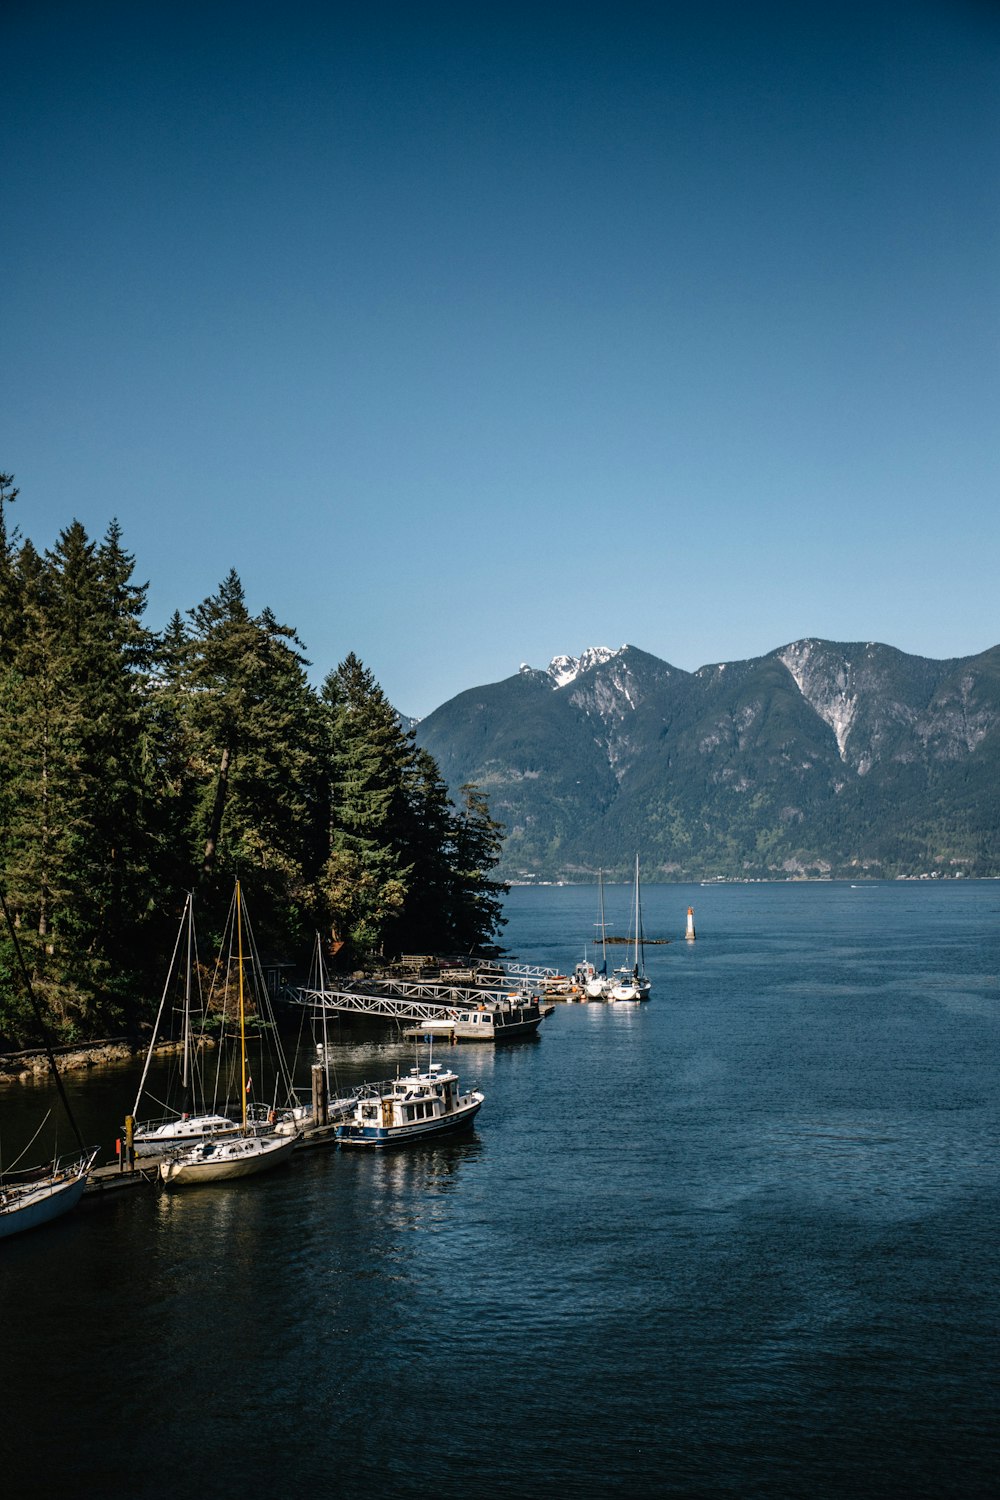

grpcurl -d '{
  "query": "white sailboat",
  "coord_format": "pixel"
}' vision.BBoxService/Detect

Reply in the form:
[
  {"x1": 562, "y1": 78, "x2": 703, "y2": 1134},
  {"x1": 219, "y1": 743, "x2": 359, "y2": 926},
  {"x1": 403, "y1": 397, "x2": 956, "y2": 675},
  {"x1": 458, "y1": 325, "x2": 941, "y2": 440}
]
[
  {"x1": 159, "y1": 881, "x2": 298, "y2": 1187},
  {"x1": 131, "y1": 893, "x2": 241, "y2": 1157},
  {"x1": 608, "y1": 855, "x2": 652, "y2": 1002},
  {"x1": 0, "y1": 888, "x2": 98, "y2": 1238},
  {"x1": 586, "y1": 868, "x2": 612, "y2": 998},
  {"x1": 0, "y1": 1148, "x2": 98, "y2": 1239}
]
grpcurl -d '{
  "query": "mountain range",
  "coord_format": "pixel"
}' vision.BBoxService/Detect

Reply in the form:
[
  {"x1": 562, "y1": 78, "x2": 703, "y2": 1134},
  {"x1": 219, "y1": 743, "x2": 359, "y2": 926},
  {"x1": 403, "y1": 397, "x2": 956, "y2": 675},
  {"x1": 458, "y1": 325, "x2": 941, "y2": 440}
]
[{"x1": 413, "y1": 640, "x2": 1000, "y2": 881}]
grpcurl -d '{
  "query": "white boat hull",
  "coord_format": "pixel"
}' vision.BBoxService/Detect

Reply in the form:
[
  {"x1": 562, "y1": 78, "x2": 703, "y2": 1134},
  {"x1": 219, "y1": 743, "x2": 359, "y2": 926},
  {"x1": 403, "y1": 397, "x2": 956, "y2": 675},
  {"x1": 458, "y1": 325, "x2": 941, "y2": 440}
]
[{"x1": 159, "y1": 1133, "x2": 296, "y2": 1187}]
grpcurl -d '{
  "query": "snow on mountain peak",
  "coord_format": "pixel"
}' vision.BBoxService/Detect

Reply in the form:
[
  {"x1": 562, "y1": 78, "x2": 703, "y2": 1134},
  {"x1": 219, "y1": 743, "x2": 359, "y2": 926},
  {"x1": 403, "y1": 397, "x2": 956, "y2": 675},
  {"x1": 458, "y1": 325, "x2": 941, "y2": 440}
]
[{"x1": 545, "y1": 646, "x2": 622, "y2": 688}]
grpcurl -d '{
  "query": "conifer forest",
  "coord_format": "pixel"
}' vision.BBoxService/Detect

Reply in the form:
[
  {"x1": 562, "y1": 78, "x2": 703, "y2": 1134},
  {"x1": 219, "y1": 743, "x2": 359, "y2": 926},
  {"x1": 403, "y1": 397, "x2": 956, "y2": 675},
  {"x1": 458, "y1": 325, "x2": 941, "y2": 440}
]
[{"x1": 0, "y1": 477, "x2": 507, "y2": 1046}]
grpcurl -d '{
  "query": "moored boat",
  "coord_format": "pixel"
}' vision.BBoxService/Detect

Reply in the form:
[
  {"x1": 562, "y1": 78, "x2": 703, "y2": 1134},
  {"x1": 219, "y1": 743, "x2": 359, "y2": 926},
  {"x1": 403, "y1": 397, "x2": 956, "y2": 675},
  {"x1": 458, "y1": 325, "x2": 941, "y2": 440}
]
[
  {"x1": 0, "y1": 1149, "x2": 99, "y2": 1240},
  {"x1": 402, "y1": 992, "x2": 544, "y2": 1042},
  {"x1": 608, "y1": 855, "x2": 652, "y2": 1001},
  {"x1": 159, "y1": 1131, "x2": 295, "y2": 1187},
  {"x1": 157, "y1": 880, "x2": 302, "y2": 1188},
  {"x1": 0, "y1": 887, "x2": 99, "y2": 1239},
  {"x1": 130, "y1": 892, "x2": 249, "y2": 1157},
  {"x1": 585, "y1": 869, "x2": 612, "y2": 998},
  {"x1": 336, "y1": 1061, "x2": 484, "y2": 1148}
]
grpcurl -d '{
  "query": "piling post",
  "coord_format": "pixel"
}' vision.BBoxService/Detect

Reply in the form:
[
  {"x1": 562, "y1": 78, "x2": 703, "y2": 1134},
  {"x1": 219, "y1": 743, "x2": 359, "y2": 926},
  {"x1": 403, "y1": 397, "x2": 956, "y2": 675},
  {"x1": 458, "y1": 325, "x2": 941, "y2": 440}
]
[
  {"x1": 311, "y1": 1064, "x2": 329, "y2": 1126},
  {"x1": 124, "y1": 1114, "x2": 136, "y2": 1171},
  {"x1": 685, "y1": 906, "x2": 696, "y2": 942}
]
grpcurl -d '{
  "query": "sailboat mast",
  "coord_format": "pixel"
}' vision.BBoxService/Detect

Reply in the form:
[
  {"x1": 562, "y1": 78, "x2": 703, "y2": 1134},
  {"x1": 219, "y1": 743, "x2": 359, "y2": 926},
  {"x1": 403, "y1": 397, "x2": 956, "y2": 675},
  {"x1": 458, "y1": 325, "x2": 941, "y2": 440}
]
[
  {"x1": 237, "y1": 879, "x2": 247, "y2": 1130},
  {"x1": 0, "y1": 885, "x2": 88, "y2": 1155},
  {"x1": 181, "y1": 892, "x2": 193, "y2": 1096},
  {"x1": 633, "y1": 855, "x2": 640, "y2": 970}
]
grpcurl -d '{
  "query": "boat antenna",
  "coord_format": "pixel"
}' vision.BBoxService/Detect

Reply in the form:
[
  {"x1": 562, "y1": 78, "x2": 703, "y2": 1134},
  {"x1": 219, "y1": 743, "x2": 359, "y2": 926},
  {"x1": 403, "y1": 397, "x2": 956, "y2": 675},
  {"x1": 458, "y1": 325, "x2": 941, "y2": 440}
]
[{"x1": 0, "y1": 884, "x2": 87, "y2": 1154}]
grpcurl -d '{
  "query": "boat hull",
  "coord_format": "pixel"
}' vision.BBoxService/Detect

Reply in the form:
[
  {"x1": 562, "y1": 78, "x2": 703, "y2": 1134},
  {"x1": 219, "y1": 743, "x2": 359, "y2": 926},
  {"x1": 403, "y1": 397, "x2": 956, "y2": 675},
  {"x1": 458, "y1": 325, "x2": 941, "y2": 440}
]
[
  {"x1": 0, "y1": 1157, "x2": 95, "y2": 1239},
  {"x1": 403, "y1": 1013, "x2": 542, "y2": 1043},
  {"x1": 336, "y1": 1095, "x2": 483, "y2": 1148},
  {"x1": 159, "y1": 1133, "x2": 296, "y2": 1187},
  {"x1": 608, "y1": 983, "x2": 651, "y2": 1002}
]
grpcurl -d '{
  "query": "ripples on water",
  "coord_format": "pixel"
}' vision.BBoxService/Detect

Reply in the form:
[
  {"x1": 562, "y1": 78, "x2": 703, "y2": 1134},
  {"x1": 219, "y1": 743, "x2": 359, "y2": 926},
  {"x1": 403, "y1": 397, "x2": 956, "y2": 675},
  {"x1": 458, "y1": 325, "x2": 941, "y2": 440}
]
[{"x1": 1, "y1": 881, "x2": 997, "y2": 1498}]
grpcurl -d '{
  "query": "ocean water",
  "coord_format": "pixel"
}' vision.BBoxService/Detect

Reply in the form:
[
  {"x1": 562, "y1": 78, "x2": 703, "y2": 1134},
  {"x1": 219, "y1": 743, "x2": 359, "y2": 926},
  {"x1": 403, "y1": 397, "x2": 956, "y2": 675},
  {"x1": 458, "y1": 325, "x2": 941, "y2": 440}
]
[{"x1": 1, "y1": 881, "x2": 997, "y2": 1499}]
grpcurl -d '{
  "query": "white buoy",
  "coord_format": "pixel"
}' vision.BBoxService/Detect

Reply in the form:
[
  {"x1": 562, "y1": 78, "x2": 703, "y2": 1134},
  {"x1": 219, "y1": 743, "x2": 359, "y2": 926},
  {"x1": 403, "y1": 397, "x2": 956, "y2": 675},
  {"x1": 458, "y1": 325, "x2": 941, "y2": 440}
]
[{"x1": 685, "y1": 906, "x2": 696, "y2": 942}]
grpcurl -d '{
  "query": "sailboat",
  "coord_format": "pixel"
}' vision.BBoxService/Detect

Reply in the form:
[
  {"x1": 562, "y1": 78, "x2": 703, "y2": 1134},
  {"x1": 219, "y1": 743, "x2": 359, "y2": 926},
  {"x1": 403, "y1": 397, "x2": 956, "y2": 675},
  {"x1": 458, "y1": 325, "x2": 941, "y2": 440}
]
[
  {"x1": 608, "y1": 856, "x2": 652, "y2": 1002},
  {"x1": 0, "y1": 888, "x2": 98, "y2": 1239},
  {"x1": 159, "y1": 881, "x2": 297, "y2": 1187},
  {"x1": 586, "y1": 868, "x2": 612, "y2": 998},
  {"x1": 130, "y1": 892, "x2": 241, "y2": 1157}
]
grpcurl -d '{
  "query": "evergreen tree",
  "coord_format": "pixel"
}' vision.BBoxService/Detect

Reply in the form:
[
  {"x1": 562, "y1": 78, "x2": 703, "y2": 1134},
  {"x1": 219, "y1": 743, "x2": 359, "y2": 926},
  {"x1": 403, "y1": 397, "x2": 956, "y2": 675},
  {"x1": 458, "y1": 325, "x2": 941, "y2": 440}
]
[
  {"x1": 319, "y1": 653, "x2": 415, "y2": 958},
  {"x1": 0, "y1": 473, "x2": 22, "y2": 659},
  {"x1": 450, "y1": 783, "x2": 508, "y2": 953},
  {"x1": 0, "y1": 521, "x2": 158, "y2": 1036},
  {"x1": 392, "y1": 747, "x2": 466, "y2": 954},
  {"x1": 181, "y1": 571, "x2": 327, "y2": 946}
]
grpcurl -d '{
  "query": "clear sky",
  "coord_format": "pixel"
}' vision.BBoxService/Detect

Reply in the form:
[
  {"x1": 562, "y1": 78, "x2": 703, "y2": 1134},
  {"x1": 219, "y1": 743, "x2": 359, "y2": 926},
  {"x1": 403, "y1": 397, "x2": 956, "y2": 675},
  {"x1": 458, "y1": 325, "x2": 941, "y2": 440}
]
[{"x1": 3, "y1": 1, "x2": 997, "y2": 717}]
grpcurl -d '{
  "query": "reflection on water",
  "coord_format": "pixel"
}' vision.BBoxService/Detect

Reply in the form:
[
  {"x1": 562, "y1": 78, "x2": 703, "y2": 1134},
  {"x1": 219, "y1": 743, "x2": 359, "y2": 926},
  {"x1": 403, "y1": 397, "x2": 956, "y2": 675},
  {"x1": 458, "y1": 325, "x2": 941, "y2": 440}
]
[{"x1": 1, "y1": 881, "x2": 998, "y2": 1500}]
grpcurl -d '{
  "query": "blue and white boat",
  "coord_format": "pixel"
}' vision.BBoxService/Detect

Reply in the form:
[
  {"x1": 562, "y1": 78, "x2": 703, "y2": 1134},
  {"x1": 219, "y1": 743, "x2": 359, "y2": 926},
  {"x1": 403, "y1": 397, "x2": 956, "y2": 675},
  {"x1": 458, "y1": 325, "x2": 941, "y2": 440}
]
[{"x1": 335, "y1": 1061, "x2": 484, "y2": 1148}]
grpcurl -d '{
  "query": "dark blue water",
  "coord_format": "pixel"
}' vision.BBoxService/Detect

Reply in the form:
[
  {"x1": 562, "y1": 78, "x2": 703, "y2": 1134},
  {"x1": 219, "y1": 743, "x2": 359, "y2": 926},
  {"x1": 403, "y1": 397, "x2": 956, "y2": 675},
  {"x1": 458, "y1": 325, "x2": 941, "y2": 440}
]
[{"x1": 2, "y1": 882, "x2": 997, "y2": 1498}]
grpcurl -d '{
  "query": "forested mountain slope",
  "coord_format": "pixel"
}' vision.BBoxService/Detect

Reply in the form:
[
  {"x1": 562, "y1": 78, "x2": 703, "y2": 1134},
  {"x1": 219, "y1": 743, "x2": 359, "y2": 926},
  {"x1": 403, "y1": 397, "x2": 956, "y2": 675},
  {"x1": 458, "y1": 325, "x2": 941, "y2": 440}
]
[{"x1": 415, "y1": 641, "x2": 1000, "y2": 880}]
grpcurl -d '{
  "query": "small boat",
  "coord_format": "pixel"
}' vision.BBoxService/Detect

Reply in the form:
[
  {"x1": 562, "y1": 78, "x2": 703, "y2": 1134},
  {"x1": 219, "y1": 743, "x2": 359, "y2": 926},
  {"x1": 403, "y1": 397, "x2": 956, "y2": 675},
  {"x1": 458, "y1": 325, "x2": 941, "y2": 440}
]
[
  {"x1": 158, "y1": 880, "x2": 301, "y2": 1188},
  {"x1": 608, "y1": 855, "x2": 652, "y2": 1002},
  {"x1": 336, "y1": 1060, "x2": 484, "y2": 1148},
  {"x1": 0, "y1": 1149, "x2": 99, "y2": 1240},
  {"x1": 0, "y1": 887, "x2": 98, "y2": 1238},
  {"x1": 402, "y1": 993, "x2": 544, "y2": 1042},
  {"x1": 571, "y1": 958, "x2": 596, "y2": 1000}
]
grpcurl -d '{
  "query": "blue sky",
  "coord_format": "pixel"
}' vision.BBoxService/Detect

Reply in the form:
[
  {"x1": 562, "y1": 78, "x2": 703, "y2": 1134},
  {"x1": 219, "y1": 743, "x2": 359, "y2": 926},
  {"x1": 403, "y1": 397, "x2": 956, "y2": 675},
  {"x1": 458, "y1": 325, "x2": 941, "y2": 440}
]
[{"x1": 3, "y1": 1, "x2": 997, "y2": 717}]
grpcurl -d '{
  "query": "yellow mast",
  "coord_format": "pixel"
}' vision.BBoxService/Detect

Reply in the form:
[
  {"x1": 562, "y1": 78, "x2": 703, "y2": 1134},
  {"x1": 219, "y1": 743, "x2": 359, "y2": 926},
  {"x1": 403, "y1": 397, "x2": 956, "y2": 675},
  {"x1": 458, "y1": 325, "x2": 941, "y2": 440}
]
[{"x1": 237, "y1": 879, "x2": 247, "y2": 1130}]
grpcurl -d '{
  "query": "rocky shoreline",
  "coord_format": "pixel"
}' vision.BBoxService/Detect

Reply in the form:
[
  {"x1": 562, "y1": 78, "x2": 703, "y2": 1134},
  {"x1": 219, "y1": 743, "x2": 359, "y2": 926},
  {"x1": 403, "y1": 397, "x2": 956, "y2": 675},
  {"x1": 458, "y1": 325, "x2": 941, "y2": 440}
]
[{"x1": 0, "y1": 1038, "x2": 138, "y2": 1082}]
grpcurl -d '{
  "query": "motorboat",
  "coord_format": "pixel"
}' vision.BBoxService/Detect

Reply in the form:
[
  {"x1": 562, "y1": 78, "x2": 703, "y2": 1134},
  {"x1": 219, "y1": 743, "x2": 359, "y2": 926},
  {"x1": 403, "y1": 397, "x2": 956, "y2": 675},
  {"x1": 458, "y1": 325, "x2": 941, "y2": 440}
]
[{"x1": 335, "y1": 1061, "x2": 483, "y2": 1148}]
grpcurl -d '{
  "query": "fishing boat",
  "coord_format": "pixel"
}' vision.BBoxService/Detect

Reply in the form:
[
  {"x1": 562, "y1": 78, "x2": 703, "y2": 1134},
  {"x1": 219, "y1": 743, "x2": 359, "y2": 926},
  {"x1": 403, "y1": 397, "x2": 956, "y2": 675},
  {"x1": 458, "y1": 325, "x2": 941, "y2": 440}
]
[
  {"x1": 0, "y1": 889, "x2": 99, "y2": 1238},
  {"x1": 335, "y1": 1057, "x2": 484, "y2": 1148},
  {"x1": 159, "y1": 880, "x2": 300, "y2": 1188},
  {"x1": 608, "y1": 855, "x2": 652, "y2": 1001}
]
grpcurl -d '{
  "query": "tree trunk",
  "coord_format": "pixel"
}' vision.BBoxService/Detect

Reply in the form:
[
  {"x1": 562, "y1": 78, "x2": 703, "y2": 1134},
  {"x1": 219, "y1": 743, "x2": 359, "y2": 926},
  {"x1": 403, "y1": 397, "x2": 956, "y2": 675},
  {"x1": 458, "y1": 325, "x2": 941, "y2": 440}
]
[{"x1": 201, "y1": 742, "x2": 232, "y2": 878}]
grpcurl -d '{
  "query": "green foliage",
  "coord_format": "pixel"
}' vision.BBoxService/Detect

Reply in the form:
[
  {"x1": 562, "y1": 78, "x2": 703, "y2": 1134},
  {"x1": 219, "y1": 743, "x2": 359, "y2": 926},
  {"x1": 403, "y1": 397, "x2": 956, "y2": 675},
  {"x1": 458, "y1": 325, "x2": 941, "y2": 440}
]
[{"x1": 0, "y1": 482, "x2": 507, "y2": 1044}]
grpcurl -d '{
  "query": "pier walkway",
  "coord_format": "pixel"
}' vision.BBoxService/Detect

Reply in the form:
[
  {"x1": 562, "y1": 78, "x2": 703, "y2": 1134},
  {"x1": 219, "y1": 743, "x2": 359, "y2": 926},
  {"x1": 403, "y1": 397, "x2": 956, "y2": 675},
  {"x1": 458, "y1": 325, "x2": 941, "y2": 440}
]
[{"x1": 291, "y1": 974, "x2": 540, "y2": 1022}]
